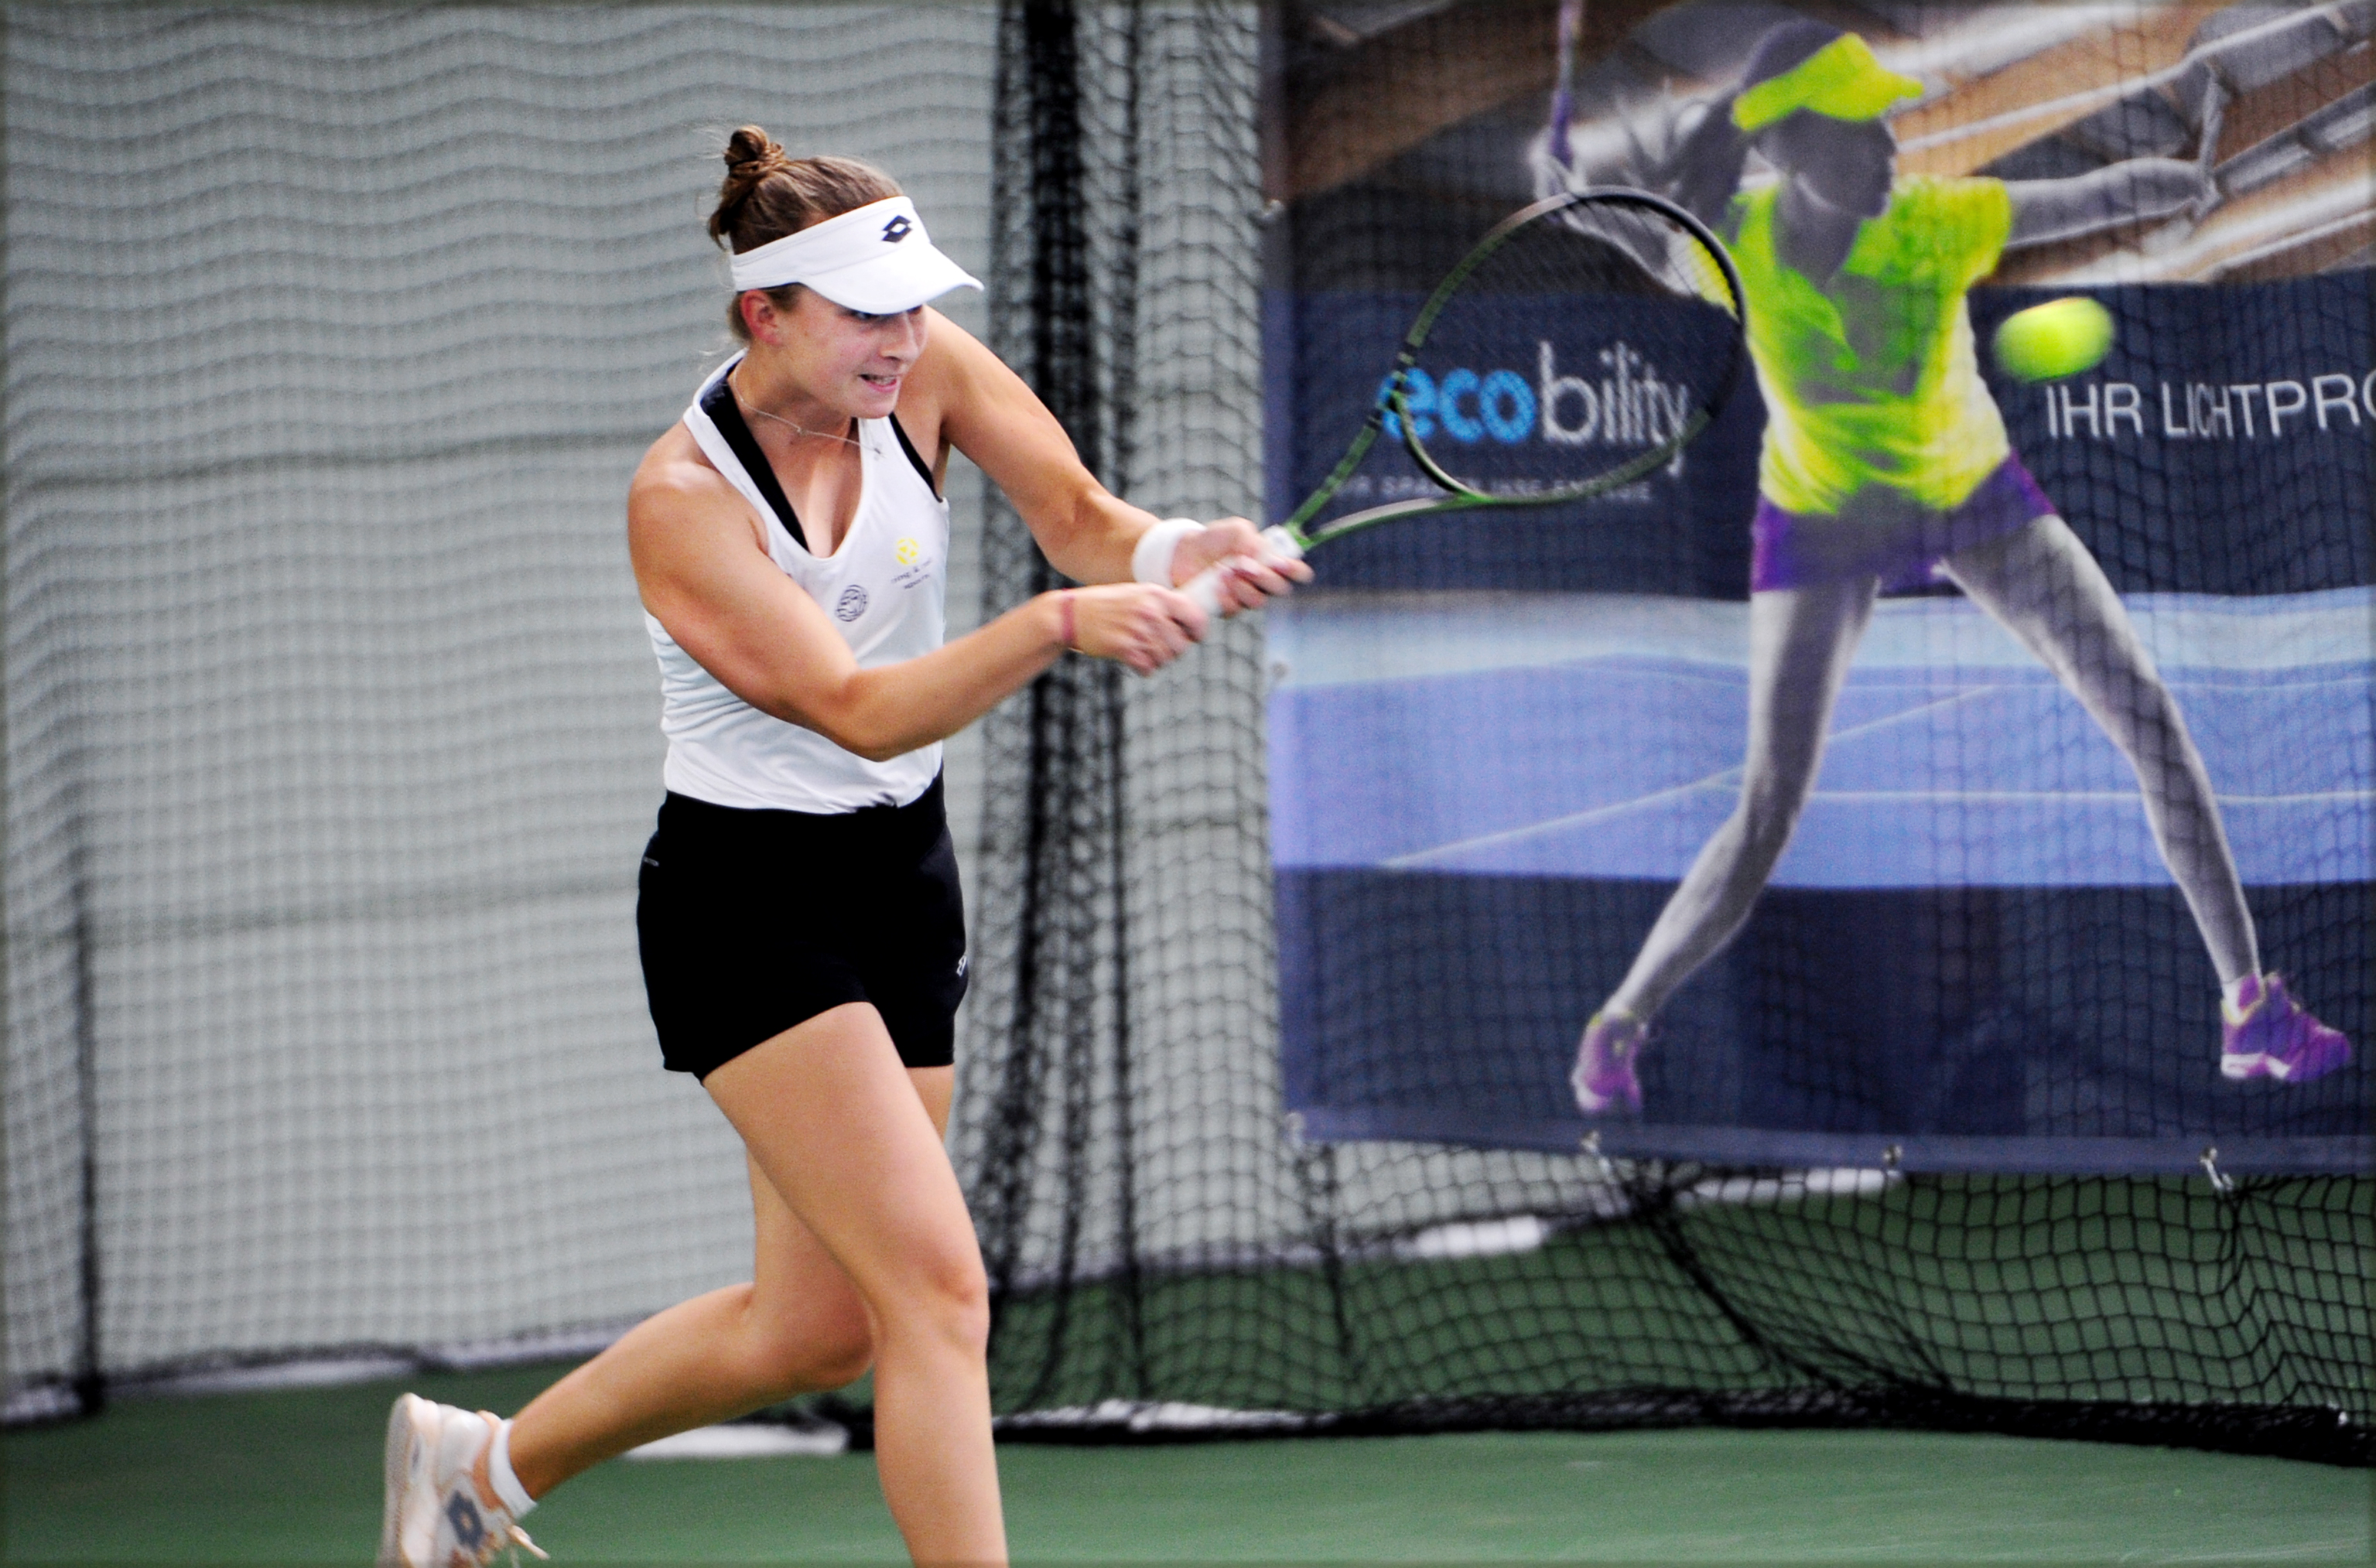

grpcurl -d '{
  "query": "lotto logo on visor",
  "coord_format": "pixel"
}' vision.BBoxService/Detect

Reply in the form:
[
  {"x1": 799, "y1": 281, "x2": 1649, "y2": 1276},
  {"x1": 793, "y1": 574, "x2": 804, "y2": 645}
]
[{"x1": 730, "y1": 196, "x2": 982, "y2": 315}]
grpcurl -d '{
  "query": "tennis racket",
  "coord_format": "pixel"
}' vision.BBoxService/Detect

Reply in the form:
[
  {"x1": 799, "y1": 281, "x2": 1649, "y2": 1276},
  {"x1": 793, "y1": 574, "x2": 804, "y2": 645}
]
[{"x1": 1185, "y1": 186, "x2": 1747, "y2": 613}]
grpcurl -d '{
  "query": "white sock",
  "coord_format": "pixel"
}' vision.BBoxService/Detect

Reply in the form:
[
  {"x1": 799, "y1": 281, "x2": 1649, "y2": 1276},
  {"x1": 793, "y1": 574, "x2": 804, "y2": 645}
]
[
  {"x1": 2223, "y1": 973, "x2": 2258, "y2": 1013},
  {"x1": 487, "y1": 1419, "x2": 536, "y2": 1518}
]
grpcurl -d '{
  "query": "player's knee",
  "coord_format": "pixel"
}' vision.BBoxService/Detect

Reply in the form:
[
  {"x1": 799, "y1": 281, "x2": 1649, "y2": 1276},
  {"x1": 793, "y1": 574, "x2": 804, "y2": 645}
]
[
  {"x1": 931, "y1": 1259, "x2": 993, "y2": 1355},
  {"x1": 750, "y1": 1313, "x2": 874, "y2": 1398},
  {"x1": 2135, "y1": 680, "x2": 2190, "y2": 741},
  {"x1": 783, "y1": 1325, "x2": 875, "y2": 1394},
  {"x1": 1732, "y1": 785, "x2": 1806, "y2": 863},
  {"x1": 2094, "y1": 676, "x2": 2191, "y2": 767},
  {"x1": 730, "y1": 1281, "x2": 874, "y2": 1395},
  {"x1": 886, "y1": 1248, "x2": 990, "y2": 1355}
]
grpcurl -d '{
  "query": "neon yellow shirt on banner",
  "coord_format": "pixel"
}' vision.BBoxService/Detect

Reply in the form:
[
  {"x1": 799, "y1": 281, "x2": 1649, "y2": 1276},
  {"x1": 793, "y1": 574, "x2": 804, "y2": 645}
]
[{"x1": 1728, "y1": 175, "x2": 2015, "y2": 517}]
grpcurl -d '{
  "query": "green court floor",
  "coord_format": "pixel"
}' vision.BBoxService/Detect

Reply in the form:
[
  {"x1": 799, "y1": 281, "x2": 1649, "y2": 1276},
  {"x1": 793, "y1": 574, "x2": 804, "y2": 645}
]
[{"x1": 4, "y1": 1362, "x2": 2367, "y2": 1563}]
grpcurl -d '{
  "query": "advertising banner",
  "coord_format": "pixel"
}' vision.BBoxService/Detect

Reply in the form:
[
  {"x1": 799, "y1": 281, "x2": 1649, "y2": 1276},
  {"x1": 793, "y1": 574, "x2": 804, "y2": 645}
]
[{"x1": 1266, "y1": 0, "x2": 2373, "y2": 1173}]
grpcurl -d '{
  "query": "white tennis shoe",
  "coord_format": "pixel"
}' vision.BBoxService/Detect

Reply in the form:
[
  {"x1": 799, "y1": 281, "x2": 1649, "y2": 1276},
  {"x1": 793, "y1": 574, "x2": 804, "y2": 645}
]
[{"x1": 379, "y1": 1394, "x2": 545, "y2": 1567}]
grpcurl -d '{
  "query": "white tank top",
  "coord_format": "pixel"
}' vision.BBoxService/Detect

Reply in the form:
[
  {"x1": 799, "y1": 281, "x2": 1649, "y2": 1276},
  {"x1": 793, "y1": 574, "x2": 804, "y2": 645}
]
[{"x1": 646, "y1": 354, "x2": 949, "y2": 812}]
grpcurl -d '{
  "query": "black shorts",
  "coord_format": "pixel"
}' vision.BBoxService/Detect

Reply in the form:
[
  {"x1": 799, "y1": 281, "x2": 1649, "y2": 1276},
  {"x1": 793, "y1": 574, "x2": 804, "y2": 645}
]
[{"x1": 636, "y1": 777, "x2": 968, "y2": 1078}]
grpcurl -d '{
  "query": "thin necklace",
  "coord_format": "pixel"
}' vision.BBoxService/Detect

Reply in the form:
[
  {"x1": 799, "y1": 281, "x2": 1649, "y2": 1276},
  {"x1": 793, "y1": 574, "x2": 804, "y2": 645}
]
[{"x1": 729, "y1": 367, "x2": 860, "y2": 446}]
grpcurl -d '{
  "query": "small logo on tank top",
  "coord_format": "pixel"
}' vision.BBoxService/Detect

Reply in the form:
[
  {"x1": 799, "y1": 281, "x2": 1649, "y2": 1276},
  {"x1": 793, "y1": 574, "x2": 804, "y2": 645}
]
[
  {"x1": 880, "y1": 214, "x2": 914, "y2": 244},
  {"x1": 836, "y1": 585, "x2": 869, "y2": 622},
  {"x1": 892, "y1": 535, "x2": 937, "y2": 590}
]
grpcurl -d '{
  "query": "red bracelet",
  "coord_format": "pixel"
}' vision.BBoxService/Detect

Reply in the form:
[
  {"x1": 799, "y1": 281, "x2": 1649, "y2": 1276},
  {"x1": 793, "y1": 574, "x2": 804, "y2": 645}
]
[{"x1": 1055, "y1": 589, "x2": 1077, "y2": 652}]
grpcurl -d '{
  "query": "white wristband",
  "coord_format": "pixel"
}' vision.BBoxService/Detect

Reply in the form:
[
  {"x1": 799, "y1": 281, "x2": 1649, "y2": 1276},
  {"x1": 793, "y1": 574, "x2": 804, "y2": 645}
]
[{"x1": 1131, "y1": 518, "x2": 1205, "y2": 586}]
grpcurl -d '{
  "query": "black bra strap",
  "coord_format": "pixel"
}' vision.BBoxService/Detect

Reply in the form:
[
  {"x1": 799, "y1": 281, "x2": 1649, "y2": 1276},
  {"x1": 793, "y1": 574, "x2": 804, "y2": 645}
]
[
  {"x1": 888, "y1": 412, "x2": 940, "y2": 498},
  {"x1": 699, "y1": 372, "x2": 808, "y2": 552}
]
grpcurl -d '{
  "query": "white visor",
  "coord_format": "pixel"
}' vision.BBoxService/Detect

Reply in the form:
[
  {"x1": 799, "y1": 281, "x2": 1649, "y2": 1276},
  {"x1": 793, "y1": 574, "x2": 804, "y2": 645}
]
[{"x1": 728, "y1": 195, "x2": 981, "y2": 314}]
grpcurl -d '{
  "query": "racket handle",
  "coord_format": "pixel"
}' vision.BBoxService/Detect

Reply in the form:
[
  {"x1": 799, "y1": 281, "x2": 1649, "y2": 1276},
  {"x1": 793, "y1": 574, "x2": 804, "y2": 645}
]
[{"x1": 1181, "y1": 525, "x2": 1306, "y2": 618}]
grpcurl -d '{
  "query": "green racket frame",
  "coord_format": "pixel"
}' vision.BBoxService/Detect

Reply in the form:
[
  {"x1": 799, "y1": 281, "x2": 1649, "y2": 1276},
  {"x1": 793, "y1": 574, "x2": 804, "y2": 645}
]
[
  {"x1": 1321, "y1": 185, "x2": 1749, "y2": 548},
  {"x1": 1181, "y1": 186, "x2": 1745, "y2": 613}
]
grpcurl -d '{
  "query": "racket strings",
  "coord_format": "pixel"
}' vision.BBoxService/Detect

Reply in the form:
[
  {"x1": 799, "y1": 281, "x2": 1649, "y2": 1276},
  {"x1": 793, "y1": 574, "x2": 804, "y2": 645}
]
[
  {"x1": 1397, "y1": 196, "x2": 1744, "y2": 498},
  {"x1": 1545, "y1": 203, "x2": 1735, "y2": 312}
]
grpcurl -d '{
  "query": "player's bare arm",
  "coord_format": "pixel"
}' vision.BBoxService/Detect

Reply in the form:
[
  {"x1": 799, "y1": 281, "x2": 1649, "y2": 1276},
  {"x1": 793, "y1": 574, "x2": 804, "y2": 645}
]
[
  {"x1": 901, "y1": 312, "x2": 1309, "y2": 609},
  {"x1": 628, "y1": 425, "x2": 1197, "y2": 757},
  {"x1": 2005, "y1": 159, "x2": 2210, "y2": 248}
]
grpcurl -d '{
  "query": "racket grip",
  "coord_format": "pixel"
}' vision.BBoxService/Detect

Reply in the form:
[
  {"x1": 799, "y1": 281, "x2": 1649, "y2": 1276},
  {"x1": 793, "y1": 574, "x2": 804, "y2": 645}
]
[{"x1": 1181, "y1": 525, "x2": 1306, "y2": 618}]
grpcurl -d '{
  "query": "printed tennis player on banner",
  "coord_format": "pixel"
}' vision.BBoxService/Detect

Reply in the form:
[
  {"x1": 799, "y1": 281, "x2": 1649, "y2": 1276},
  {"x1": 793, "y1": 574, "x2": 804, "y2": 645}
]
[
  {"x1": 1264, "y1": 0, "x2": 2367, "y2": 1171},
  {"x1": 1540, "y1": 22, "x2": 2349, "y2": 1118}
]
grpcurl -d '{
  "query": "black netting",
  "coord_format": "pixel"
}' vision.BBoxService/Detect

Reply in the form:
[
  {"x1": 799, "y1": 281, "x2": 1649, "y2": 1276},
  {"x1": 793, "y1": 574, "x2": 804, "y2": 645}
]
[
  {"x1": 2, "y1": 0, "x2": 1004, "y2": 1425},
  {"x1": 4, "y1": 0, "x2": 2365, "y2": 1475},
  {"x1": 953, "y1": 0, "x2": 2373, "y2": 1469}
]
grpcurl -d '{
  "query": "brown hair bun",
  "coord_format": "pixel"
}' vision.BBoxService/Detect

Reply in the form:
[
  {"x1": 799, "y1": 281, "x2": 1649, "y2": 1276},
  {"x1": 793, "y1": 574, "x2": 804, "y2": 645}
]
[
  {"x1": 710, "y1": 126, "x2": 798, "y2": 246},
  {"x1": 706, "y1": 128, "x2": 901, "y2": 255},
  {"x1": 706, "y1": 129, "x2": 906, "y2": 341}
]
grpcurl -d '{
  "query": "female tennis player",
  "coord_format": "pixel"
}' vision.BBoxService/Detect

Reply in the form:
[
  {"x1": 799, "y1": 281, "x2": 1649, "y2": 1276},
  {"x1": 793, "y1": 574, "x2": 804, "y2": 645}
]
[
  {"x1": 378, "y1": 129, "x2": 1306, "y2": 1567},
  {"x1": 1540, "y1": 22, "x2": 2350, "y2": 1116}
]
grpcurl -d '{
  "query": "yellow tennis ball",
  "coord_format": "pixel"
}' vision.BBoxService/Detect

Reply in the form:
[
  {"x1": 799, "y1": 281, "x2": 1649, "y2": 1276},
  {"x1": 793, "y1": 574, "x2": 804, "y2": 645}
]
[{"x1": 1992, "y1": 297, "x2": 2114, "y2": 382}]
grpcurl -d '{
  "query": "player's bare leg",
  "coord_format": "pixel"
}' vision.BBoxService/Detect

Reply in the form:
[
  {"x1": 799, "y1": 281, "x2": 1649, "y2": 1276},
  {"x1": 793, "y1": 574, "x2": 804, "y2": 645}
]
[
  {"x1": 1941, "y1": 513, "x2": 2255, "y2": 981},
  {"x1": 492, "y1": 1014, "x2": 1000, "y2": 1566},
  {"x1": 699, "y1": 1012, "x2": 1003, "y2": 1565},
  {"x1": 503, "y1": 1150, "x2": 879, "y2": 1493},
  {"x1": 1944, "y1": 514, "x2": 2347, "y2": 1082},
  {"x1": 386, "y1": 1096, "x2": 915, "y2": 1568},
  {"x1": 1578, "y1": 576, "x2": 1878, "y2": 1112}
]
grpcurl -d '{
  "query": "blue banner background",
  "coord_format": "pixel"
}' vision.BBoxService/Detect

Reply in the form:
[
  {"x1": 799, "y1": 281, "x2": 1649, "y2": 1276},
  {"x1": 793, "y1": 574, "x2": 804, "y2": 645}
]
[
  {"x1": 1268, "y1": 278, "x2": 2374, "y2": 596},
  {"x1": 1268, "y1": 275, "x2": 2375, "y2": 1173}
]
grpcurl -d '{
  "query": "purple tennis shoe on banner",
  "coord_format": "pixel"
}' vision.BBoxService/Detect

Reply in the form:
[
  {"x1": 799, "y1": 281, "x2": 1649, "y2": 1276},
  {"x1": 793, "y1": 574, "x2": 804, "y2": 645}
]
[
  {"x1": 1573, "y1": 1009, "x2": 1650, "y2": 1116},
  {"x1": 2220, "y1": 974, "x2": 2351, "y2": 1084}
]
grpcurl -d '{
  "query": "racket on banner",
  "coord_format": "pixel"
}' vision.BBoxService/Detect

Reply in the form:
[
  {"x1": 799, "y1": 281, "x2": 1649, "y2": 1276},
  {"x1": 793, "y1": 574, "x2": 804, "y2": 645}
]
[{"x1": 1185, "y1": 186, "x2": 1747, "y2": 613}]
